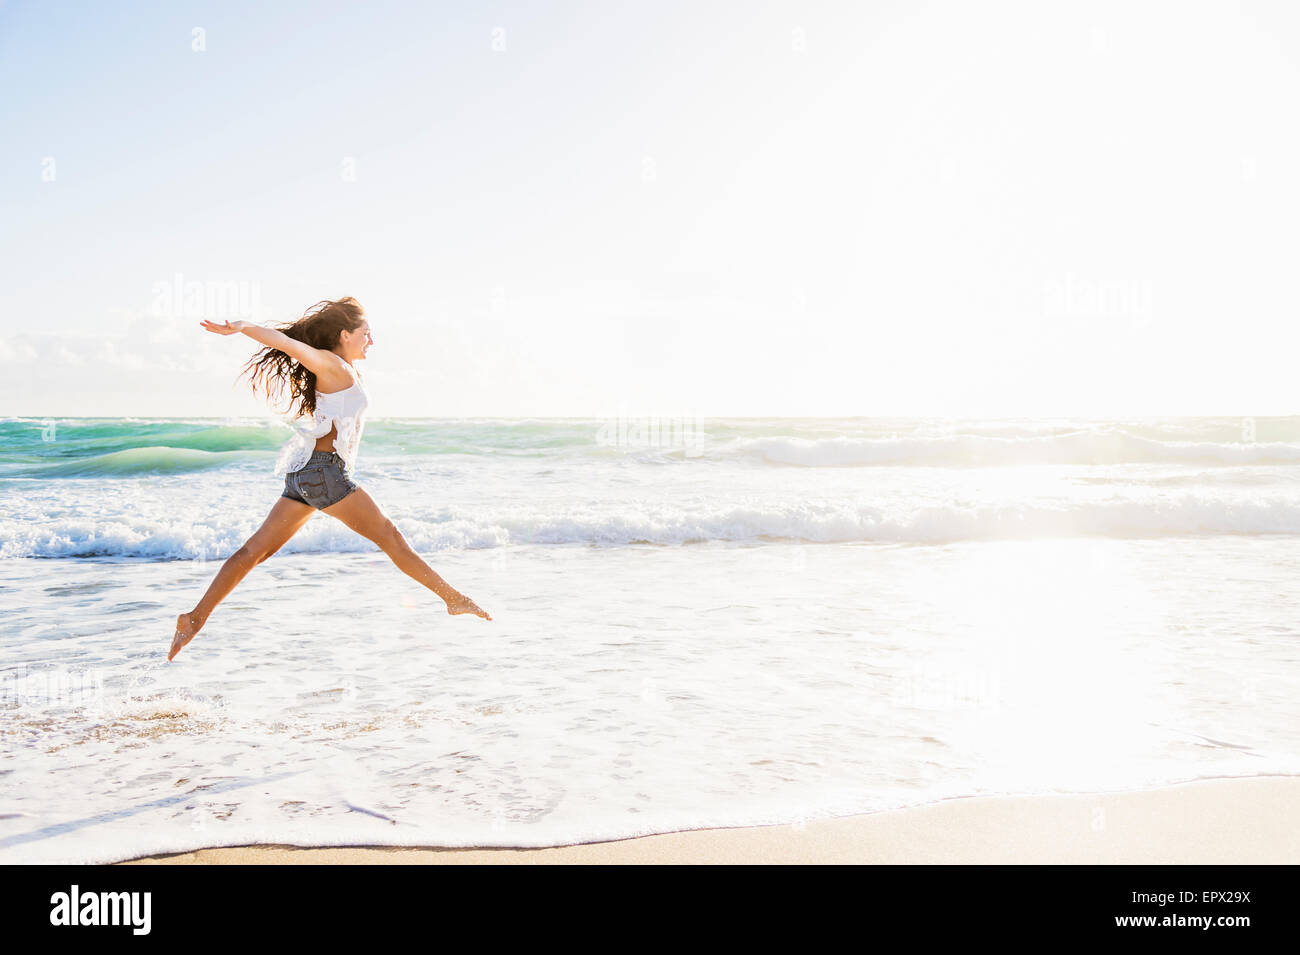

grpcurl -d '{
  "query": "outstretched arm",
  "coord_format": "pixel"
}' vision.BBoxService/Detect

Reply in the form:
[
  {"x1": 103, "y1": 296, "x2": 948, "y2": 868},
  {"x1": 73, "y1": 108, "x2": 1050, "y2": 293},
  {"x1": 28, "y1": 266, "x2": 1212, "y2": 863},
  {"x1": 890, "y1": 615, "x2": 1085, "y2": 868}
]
[{"x1": 200, "y1": 319, "x2": 342, "y2": 380}]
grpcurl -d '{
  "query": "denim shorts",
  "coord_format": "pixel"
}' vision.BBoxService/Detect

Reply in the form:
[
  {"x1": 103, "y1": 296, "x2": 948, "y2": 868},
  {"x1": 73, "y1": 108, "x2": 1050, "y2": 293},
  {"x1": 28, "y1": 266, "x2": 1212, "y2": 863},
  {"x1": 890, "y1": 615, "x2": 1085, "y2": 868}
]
[{"x1": 282, "y1": 450, "x2": 359, "y2": 510}]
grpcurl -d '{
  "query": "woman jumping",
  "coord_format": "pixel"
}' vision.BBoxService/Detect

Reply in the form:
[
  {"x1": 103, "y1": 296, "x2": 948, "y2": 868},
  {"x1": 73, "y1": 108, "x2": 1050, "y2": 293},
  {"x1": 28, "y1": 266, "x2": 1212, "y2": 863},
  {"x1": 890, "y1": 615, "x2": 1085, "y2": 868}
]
[{"x1": 168, "y1": 296, "x2": 491, "y2": 661}]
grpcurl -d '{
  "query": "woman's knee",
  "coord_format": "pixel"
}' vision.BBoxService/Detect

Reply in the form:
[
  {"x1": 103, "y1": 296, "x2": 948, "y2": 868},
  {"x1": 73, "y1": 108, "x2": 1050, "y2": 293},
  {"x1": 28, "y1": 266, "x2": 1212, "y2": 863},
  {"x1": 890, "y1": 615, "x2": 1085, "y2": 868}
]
[
  {"x1": 230, "y1": 543, "x2": 259, "y2": 566},
  {"x1": 377, "y1": 519, "x2": 413, "y2": 555},
  {"x1": 234, "y1": 538, "x2": 274, "y2": 565}
]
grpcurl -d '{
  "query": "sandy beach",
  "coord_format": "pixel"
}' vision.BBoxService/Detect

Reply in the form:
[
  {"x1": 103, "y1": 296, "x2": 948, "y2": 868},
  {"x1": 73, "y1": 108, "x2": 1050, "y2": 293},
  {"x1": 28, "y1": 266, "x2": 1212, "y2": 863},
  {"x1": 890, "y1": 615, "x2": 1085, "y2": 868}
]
[{"x1": 116, "y1": 774, "x2": 1299, "y2": 865}]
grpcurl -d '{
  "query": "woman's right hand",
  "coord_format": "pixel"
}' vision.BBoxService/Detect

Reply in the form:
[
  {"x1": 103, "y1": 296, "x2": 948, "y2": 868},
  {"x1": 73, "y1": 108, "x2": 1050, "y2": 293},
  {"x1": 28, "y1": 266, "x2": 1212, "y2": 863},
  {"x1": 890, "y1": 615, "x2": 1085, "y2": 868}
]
[{"x1": 200, "y1": 319, "x2": 249, "y2": 335}]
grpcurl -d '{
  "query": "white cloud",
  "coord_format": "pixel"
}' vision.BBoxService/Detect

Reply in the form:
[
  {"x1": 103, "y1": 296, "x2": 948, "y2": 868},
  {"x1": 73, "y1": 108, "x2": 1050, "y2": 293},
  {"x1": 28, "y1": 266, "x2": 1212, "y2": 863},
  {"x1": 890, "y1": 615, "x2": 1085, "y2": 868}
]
[{"x1": 0, "y1": 340, "x2": 38, "y2": 364}]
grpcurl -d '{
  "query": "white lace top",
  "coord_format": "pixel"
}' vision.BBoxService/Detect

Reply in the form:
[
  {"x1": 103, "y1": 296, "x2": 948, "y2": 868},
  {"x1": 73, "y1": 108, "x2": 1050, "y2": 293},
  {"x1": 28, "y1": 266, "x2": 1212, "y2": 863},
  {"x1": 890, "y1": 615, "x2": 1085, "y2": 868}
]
[{"x1": 273, "y1": 364, "x2": 369, "y2": 477}]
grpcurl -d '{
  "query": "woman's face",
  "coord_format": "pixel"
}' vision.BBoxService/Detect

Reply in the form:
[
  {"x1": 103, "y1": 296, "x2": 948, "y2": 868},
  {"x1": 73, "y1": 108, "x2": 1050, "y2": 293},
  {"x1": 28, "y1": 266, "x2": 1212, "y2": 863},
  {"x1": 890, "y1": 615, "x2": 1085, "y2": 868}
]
[{"x1": 341, "y1": 320, "x2": 373, "y2": 360}]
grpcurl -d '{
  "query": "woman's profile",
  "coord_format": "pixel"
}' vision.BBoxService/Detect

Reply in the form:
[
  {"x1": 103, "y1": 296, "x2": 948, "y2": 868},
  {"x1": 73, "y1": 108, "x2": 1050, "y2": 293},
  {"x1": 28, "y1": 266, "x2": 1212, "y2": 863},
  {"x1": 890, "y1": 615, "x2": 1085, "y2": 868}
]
[{"x1": 168, "y1": 296, "x2": 490, "y2": 661}]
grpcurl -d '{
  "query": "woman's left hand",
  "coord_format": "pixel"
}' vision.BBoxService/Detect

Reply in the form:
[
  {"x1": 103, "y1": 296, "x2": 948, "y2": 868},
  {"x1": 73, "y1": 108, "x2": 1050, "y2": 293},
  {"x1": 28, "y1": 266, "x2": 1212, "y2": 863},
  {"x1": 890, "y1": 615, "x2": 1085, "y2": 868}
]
[{"x1": 200, "y1": 319, "x2": 248, "y2": 335}]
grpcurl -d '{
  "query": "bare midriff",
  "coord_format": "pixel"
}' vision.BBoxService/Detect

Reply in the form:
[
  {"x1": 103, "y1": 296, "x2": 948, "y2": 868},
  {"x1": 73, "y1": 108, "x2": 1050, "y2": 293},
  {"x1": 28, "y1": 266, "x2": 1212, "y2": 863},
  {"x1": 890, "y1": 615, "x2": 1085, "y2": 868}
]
[{"x1": 313, "y1": 423, "x2": 338, "y2": 452}]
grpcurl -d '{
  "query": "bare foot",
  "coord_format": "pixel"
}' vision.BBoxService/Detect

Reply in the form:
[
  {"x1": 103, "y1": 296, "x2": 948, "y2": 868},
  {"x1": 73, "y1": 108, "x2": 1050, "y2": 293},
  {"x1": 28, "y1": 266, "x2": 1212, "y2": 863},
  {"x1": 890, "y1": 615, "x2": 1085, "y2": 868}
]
[
  {"x1": 445, "y1": 593, "x2": 491, "y2": 621},
  {"x1": 169, "y1": 612, "x2": 201, "y2": 661}
]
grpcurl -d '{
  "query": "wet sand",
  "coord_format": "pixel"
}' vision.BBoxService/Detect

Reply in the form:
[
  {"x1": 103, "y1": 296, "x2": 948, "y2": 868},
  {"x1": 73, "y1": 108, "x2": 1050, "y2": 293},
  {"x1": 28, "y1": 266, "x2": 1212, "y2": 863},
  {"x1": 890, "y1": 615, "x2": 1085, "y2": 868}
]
[{"x1": 118, "y1": 774, "x2": 1300, "y2": 864}]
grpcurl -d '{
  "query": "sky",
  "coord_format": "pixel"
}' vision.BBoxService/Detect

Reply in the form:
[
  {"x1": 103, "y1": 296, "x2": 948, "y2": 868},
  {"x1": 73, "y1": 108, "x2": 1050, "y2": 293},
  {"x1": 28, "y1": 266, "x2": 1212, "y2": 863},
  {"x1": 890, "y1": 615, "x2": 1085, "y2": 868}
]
[{"x1": 2, "y1": 0, "x2": 1300, "y2": 418}]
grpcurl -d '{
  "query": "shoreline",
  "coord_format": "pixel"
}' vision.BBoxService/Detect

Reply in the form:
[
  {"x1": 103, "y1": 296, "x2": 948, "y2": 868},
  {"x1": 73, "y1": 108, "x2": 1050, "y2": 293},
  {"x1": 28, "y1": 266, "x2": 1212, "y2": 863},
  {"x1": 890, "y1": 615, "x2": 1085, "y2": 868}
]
[{"x1": 117, "y1": 774, "x2": 1300, "y2": 865}]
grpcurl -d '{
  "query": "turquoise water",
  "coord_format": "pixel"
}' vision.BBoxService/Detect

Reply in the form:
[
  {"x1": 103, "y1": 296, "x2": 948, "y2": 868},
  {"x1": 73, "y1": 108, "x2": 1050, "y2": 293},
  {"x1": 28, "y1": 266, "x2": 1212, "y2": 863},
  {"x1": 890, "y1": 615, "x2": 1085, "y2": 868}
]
[{"x1": 6, "y1": 415, "x2": 1300, "y2": 557}]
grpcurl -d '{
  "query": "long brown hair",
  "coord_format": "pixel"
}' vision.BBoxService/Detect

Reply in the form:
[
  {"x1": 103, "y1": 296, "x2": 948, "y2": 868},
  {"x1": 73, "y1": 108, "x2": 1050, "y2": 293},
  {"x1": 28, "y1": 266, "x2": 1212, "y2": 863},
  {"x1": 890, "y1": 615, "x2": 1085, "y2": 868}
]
[{"x1": 240, "y1": 297, "x2": 365, "y2": 419}]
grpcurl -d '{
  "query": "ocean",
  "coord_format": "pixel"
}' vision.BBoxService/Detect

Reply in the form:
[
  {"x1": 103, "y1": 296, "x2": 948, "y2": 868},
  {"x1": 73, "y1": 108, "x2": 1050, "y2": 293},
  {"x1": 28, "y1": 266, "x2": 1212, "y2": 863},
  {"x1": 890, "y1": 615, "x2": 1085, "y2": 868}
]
[{"x1": 2, "y1": 414, "x2": 1299, "y2": 862}]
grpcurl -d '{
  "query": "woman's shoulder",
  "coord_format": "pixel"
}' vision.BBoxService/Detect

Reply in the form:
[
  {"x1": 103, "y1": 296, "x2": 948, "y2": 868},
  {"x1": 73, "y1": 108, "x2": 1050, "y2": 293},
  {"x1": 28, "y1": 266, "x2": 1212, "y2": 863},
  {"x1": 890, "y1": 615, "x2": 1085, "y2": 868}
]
[{"x1": 315, "y1": 356, "x2": 357, "y2": 394}]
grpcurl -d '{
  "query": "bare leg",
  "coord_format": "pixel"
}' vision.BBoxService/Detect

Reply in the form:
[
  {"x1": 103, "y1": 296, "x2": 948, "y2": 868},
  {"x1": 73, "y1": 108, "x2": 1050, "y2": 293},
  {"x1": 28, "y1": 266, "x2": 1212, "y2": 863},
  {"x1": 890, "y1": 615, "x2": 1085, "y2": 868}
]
[
  {"x1": 169, "y1": 495, "x2": 316, "y2": 661},
  {"x1": 322, "y1": 488, "x2": 491, "y2": 620}
]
